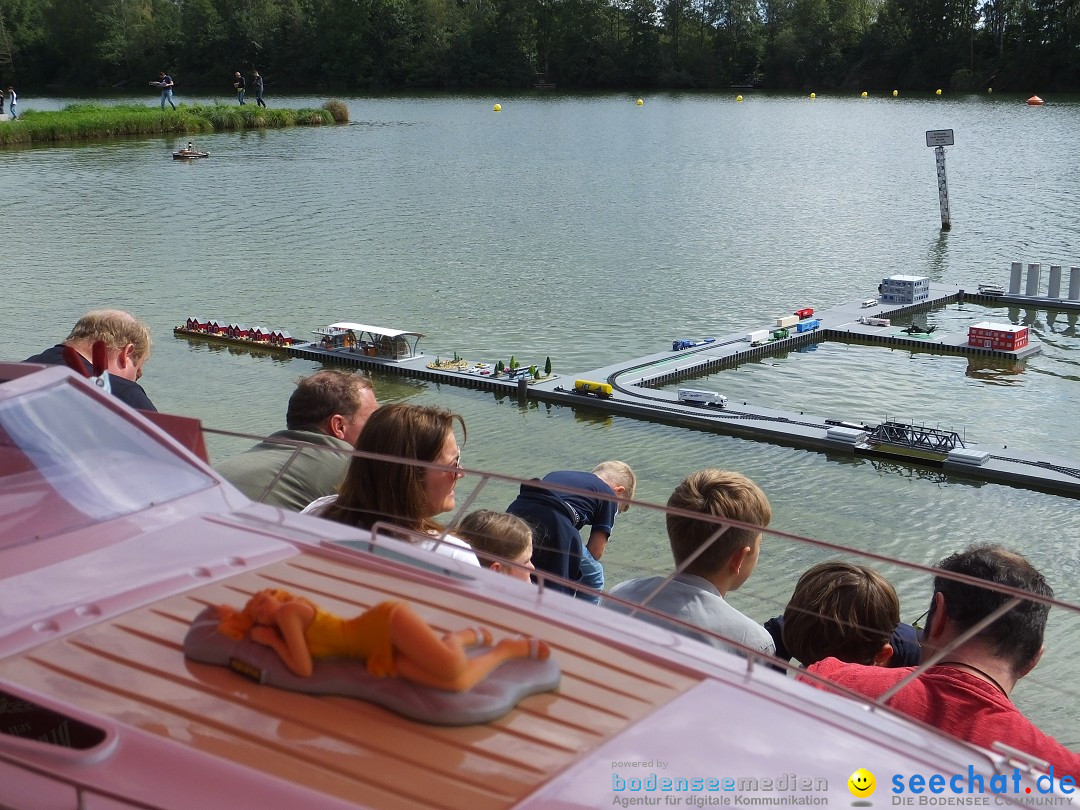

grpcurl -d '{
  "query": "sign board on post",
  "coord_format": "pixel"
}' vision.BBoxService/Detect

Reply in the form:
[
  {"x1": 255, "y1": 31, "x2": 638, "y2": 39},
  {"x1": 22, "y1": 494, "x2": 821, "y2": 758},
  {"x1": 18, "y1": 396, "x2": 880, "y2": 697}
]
[{"x1": 926, "y1": 129, "x2": 955, "y2": 147}]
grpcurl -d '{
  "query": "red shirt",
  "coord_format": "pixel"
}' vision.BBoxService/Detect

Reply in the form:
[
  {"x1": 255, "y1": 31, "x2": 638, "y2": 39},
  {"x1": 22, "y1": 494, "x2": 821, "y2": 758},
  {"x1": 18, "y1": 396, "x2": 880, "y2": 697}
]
[{"x1": 805, "y1": 658, "x2": 1080, "y2": 778}]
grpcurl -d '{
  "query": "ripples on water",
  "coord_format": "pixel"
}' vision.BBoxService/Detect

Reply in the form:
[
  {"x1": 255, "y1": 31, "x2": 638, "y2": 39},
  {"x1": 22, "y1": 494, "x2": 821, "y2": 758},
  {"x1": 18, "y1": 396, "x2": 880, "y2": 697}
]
[{"x1": 4, "y1": 92, "x2": 1080, "y2": 741}]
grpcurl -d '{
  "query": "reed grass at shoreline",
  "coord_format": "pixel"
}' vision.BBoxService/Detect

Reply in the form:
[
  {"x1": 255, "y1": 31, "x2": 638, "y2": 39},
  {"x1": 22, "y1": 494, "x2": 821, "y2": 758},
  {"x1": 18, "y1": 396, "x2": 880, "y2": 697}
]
[{"x1": 0, "y1": 100, "x2": 350, "y2": 146}]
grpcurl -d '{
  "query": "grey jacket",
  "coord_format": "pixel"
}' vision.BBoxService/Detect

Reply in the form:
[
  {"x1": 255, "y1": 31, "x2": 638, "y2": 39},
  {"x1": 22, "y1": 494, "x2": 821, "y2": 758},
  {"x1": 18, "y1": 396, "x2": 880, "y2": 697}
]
[{"x1": 215, "y1": 427, "x2": 352, "y2": 511}]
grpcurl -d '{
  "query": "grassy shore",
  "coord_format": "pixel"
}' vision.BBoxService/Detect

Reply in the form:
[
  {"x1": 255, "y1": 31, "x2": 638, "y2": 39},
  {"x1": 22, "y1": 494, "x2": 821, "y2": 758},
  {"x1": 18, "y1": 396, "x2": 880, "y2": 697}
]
[{"x1": 0, "y1": 99, "x2": 349, "y2": 146}]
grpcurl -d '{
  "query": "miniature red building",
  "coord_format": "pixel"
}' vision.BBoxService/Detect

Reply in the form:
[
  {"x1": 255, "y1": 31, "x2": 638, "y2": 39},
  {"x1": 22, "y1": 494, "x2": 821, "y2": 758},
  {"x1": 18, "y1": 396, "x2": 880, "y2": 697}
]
[{"x1": 968, "y1": 321, "x2": 1028, "y2": 351}]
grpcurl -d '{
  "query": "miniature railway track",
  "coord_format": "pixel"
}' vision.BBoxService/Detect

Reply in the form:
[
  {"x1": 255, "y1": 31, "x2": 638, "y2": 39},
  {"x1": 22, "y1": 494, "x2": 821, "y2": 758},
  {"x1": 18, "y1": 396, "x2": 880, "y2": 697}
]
[
  {"x1": 606, "y1": 349, "x2": 1080, "y2": 481},
  {"x1": 989, "y1": 456, "x2": 1080, "y2": 480},
  {"x1": 605, "y1": 345, "x2": 828, "y2": 431}
]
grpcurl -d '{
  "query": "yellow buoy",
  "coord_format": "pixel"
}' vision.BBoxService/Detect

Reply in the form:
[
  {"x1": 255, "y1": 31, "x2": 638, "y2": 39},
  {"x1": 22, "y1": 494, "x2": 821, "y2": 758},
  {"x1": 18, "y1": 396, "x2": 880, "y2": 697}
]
[
  {"x1": 936, "y1": 89, "x2": 942, "y2": 96},
  {"x1": 892, "y1": 89, "x2": 898, "y2": 97},
  {"x1": 736, "y1": 95, "x2": 743, "y2": 102},
  {"x1": 636, "y1": 98, "x2": 643, "y2": 106},
  {"x1": 860, "y1": 91, "x2": 868, "y2": 98},
  {"x1": 809, "y1": 92, "x2": 816, "y2": 99},
  {"x1": 493, "y1": 103, "x2": 501, "y2": 112}
]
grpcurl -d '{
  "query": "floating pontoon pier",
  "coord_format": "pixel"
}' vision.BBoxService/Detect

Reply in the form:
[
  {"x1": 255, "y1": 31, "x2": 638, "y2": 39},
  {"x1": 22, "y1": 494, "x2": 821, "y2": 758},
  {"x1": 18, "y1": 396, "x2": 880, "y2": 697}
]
[
  {"x1": 179, "y1": 284, "x2": 1080, "y2": 498},
  {"x1": 978, "y1": 261, "x2": 1080, "y2": 312}
]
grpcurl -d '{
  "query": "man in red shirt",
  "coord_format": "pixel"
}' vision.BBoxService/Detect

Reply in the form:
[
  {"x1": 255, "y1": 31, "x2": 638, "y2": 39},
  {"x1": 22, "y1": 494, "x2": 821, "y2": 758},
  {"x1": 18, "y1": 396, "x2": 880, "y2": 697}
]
[{"x1": 804, "y1": 544, "x2": 1080, "y2": 779}]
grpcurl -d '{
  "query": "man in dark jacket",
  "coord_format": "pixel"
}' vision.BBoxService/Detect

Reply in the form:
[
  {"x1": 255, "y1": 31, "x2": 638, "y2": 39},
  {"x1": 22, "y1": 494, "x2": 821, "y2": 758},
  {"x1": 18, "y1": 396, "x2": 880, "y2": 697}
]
[{"x1": 24, "y1": 309, "x2": 156, "y2": 411}]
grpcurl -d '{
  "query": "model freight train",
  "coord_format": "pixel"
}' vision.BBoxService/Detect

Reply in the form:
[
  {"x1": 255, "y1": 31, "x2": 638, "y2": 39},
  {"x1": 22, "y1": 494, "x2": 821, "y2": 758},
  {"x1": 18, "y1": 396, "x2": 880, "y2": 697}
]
[{"x1": 573, "y1": 379, "x2": 613, "y2": 398}]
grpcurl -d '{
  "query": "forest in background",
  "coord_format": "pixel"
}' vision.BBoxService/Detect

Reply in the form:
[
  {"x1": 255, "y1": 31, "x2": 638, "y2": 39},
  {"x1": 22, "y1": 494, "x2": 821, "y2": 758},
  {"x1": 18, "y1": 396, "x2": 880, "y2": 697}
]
[{"x1": 0, "y1": 0, "x2": 1075, "y2": 94}]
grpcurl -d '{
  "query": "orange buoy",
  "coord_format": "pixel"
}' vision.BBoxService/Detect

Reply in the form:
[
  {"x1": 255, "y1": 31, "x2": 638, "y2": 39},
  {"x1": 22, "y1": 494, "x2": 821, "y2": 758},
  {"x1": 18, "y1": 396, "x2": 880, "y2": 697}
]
[{"x1": 1026, "y1": 95, "x2": 1044, "y2": 105}]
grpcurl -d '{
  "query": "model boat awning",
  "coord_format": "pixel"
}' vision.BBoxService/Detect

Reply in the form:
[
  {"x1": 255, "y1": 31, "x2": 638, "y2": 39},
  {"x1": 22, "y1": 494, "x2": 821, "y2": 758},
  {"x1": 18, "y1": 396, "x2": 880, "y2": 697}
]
[{"x1": 316, "y1": 323, "x2": 425, "y2": 339}]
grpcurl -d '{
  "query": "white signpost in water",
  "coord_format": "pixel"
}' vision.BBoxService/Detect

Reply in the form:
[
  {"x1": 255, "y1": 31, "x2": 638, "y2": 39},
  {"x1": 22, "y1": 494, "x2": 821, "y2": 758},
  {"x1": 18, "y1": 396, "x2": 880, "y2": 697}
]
[{"x1": 926, "y1": 129, "x2": 954, "y2": 230}]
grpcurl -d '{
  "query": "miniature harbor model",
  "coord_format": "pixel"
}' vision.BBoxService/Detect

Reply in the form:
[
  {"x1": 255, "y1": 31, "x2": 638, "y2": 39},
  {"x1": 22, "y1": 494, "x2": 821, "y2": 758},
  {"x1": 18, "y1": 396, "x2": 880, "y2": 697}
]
[
  {"x1": 310, "y1": 322, "x2": 424, "y2": 361},
  {"x1": 174, "y1": 317, "x2": 299, "y2": 352},
  {"x1": 173, "y1": 275, "x2": 1080, "y2": 497},
  {"x1": 0, "y1": 360, "x2": 1069, "y2": 809},
  {"x1": 968, "y1": 261, "x2": 1080, "y2": 312}
]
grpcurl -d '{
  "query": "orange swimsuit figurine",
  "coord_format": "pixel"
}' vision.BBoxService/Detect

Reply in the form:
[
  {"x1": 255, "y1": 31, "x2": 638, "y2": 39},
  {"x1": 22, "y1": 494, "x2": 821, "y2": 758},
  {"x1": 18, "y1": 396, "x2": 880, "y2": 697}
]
[{"x1": 217, "y1": 588, "x2": 549, "y2": 691}]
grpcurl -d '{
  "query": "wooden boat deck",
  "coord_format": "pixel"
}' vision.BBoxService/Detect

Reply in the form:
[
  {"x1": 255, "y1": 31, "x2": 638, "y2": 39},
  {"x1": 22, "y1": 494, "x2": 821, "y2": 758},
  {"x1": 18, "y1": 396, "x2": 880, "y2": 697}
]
[{"x1": 0, "y1": 553, "x2": 701, "y2": 809}]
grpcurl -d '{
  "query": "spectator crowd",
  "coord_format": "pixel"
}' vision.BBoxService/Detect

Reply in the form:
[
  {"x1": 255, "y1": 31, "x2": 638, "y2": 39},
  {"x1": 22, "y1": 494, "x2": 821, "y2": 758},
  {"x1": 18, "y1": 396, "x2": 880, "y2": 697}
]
[{"x1": 26, "y1": 308, "x2": 1080, "y2": 780}]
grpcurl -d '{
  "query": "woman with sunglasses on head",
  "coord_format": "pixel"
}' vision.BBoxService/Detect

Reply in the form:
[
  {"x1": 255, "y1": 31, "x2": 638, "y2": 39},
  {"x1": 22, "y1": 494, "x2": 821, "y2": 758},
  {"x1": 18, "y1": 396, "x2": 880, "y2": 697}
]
[{"x1": 303, "y1": 403, "x2": 480, "y2": 566}]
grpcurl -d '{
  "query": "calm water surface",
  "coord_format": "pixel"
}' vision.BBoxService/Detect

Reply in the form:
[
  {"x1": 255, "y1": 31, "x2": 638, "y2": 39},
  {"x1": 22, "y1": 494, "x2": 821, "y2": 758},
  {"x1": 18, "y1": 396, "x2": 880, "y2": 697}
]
[{"x1": 3, "y1": 92, "x2": 1079, "y2": 740}]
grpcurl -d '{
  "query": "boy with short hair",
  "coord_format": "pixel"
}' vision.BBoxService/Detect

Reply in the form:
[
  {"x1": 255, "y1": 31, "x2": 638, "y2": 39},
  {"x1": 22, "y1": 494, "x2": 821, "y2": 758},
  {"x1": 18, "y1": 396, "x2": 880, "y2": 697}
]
[
  {"x1": 506, "y1": 460, "x2": 636, "y2": 602},
  {"x1": 607, "y1": 469, "x2": 775, "y2": 656},
  {"x1": 780, "y1": 561, "x2": 900, "y2": 667}
]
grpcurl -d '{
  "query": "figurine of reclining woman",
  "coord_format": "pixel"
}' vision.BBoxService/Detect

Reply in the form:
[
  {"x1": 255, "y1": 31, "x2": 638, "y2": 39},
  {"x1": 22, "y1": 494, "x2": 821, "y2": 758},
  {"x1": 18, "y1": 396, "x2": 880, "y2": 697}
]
[{"x1": 216, "y1": 588, "x2": 550, "y2": 692}]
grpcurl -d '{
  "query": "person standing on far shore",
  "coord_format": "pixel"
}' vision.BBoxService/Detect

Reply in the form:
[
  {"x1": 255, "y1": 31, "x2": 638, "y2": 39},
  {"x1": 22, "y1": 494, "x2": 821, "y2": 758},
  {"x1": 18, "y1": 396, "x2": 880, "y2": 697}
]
[
  {"x1": 234, "y1": 71, "x2": 246, "y2": 105},
  {"x1": 154, "y1": 72, "x2": 176, "y2": 110},
  {"x1": 253, "y1": 71, "x2": 266, "y2": 107},
  {"x1": 6, "y1": 87, "x2": 17, "y2": 119}
]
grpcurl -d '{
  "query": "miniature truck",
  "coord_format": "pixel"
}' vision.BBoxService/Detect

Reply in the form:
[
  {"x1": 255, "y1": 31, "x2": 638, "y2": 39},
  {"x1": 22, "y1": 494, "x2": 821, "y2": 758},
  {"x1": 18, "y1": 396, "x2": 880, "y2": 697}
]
[
  {"x1": 748, "y1": 329, "x2": 770, "y2": 346},
  {"x1": 672, "y1": 337, "x2": 717, "y2": 351},
  {"x1": 678, "y1": 389, "x2": 728, "y2": 408}
]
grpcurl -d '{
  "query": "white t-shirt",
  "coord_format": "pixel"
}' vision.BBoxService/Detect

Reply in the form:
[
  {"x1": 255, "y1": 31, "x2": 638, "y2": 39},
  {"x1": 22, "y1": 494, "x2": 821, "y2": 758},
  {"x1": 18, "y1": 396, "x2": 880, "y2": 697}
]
[{"x1": 300, "y1": 494, "x2": 480, "y2": 567}]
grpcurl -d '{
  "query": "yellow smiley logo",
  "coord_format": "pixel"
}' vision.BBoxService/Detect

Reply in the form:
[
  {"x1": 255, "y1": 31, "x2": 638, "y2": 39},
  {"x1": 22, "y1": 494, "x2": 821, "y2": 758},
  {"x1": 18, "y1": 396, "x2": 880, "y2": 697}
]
[{"x1": 848, "y1": 768, "x2": 876, "y2": 798}]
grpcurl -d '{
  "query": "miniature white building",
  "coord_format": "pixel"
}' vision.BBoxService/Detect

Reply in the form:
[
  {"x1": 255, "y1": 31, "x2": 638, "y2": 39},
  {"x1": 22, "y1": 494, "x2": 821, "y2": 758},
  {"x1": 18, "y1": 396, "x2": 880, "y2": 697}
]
[{"x1": 880, "y1": 275, "x2": 930, "y2": 304}]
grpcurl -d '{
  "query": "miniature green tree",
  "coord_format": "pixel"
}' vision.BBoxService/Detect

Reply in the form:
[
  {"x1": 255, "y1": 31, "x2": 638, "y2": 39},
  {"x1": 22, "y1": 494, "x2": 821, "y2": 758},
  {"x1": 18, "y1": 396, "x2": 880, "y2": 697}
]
[
  {"x1": 495, "y1": 360, "x2": 505, "y2": 374},
  {"x1": 544, "y1": 356, "x2": 552, "y2": 375},
  {"x1": 530, "y1": 365, "x2": 539, "y2": 379},
  {"x1": 509, "y1": 355, "x2": 518, "y2": 370},
  {"x1": 434, "y1": 356, "x2": 440, "y2": 366}
]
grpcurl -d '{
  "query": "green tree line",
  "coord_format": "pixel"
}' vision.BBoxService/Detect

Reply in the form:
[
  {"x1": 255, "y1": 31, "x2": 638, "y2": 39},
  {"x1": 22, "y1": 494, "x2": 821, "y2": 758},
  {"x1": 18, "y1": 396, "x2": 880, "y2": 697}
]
[{"x1": 0, "y1": 0, "x2": 1075, "y2": 93}]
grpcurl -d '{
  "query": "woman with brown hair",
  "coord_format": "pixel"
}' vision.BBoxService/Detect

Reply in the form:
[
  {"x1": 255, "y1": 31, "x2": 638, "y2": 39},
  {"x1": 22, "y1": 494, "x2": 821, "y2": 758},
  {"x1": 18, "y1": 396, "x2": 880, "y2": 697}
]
[{"x1": 303, "y1": 403, "x2": 479, "y2": 566}]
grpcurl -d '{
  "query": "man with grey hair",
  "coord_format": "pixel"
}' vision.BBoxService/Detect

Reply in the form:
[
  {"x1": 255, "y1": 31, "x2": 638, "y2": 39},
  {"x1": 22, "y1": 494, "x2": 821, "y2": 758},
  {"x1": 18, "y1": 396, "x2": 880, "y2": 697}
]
[
  {"x1": 216, "y1": 370, "x2": 378, "y2": 511},
  {"x1": 24, "y1": 309, "x2": 156, "y2": 411}
]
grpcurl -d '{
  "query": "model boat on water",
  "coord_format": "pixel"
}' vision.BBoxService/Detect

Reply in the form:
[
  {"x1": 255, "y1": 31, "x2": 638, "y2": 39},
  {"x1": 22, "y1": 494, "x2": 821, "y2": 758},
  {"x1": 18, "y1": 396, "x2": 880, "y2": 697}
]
[
  {"x1": 0, "y1": 361, "x2": 1072, "y2": 809},
  {"x1": 173, "y1": 149, "x2": 209, "y2": 160}
]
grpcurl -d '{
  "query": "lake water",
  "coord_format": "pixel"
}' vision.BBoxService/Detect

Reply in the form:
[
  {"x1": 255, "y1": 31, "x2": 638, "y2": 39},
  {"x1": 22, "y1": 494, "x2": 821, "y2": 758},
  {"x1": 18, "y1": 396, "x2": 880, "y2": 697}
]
[{"x1": 3, "y1": 92, "x2": 1079, "y2": 741}]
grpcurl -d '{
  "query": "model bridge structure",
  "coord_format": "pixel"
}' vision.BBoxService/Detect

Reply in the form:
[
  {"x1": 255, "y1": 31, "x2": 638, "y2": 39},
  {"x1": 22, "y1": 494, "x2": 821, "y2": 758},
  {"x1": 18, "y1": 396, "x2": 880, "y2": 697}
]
[{"x1": 868, "y1": 421, "x2": 965, "y2": 454}]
